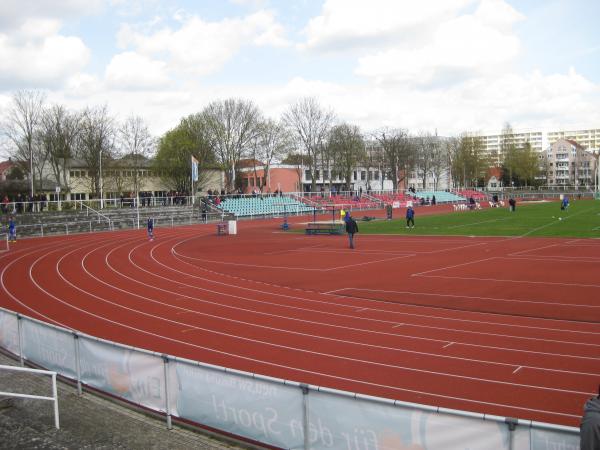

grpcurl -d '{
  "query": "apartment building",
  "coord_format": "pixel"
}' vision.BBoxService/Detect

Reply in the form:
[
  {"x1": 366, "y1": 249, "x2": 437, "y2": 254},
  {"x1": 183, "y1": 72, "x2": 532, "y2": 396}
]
[
  {"x1": 477, "y1": 130, "x2": 544, "y2": 165},
  {"x1": 545, "y1": 139, "x2": 597, "y2": 187},
  {"x1": 472, "y1": 127, "x2": 600, "y2": 163},
  {"x1": 547, "y1": 129, "x2": 600, "y2": 151}
]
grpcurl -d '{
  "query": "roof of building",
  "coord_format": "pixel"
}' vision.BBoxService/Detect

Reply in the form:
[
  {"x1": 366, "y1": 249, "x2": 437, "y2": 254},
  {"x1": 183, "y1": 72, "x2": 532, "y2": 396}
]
[{"x1": 0, "y1": 160, "x2": 15, "y2": 174}]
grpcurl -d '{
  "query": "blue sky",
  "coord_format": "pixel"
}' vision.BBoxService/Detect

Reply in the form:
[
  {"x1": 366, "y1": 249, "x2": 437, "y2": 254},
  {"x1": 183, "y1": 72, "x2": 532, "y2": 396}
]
[{"x1": 1, "y1": 0, "x2": 598, "y2": 139}]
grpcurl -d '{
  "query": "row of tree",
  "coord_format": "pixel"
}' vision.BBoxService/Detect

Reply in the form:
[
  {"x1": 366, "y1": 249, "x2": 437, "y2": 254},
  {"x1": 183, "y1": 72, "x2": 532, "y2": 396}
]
[
  {"x1": 2, "y1": 90, "x2": 153, "y2": 197},
  {"x1": 2, "y1": 90, "x2": 544, "y2": 198}
]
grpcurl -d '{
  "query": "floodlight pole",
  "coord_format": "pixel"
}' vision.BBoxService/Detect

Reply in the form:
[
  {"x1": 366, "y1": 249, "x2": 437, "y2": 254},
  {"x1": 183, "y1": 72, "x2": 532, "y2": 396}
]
[{"x1": 99, "y1": 149, "x2": 104, "y2": 209}]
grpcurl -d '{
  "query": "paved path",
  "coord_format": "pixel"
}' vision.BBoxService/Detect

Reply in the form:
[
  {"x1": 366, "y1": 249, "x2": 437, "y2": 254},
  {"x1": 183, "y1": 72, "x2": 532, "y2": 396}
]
[{"x1": 0, "y1": 352, "x2": 259, "y2": 450}]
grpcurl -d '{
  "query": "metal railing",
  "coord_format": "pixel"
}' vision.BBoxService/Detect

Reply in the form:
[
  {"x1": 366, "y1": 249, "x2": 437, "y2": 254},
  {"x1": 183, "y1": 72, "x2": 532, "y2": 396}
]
[{"x1": 0, "y1": 364, "x2": 60, "y2": 429}]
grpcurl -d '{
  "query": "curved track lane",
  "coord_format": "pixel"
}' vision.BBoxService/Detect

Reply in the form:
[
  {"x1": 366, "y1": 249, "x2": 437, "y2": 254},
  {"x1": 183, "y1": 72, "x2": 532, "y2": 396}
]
[{"x1": 1, "y1": 221, "x2": 598, "y2": 427}]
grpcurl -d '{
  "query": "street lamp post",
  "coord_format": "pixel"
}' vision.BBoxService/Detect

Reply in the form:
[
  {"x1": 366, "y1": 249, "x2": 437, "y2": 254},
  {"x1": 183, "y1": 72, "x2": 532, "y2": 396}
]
[{"x1": 99, "y1": 149, "x2": 103, "y2": 209}]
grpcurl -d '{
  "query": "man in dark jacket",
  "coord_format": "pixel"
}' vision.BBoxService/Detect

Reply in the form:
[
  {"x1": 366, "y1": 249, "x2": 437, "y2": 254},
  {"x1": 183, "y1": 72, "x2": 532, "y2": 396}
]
[
  {"x1": 345, "y1": 214, "x2": 358, "y2": 249},
  {"x1": 581, "y1": 386, "x2": 600, "y2": 450}
]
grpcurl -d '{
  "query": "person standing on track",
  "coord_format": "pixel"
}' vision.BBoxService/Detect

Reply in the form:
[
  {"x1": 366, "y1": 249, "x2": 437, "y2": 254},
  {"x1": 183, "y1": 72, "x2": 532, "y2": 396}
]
[
  {"x1": 345, "y1": 213, "x2": 358, "y2": 249},
  {"x1": 406, "y1": 206, "x2": 415, "y2": 229},
  {"x1": 147, "y1": 217, "x2": 154, "y2": 241},
  {"x1": 581, "y1": 385, "x2": 600, "y2": 450},
  {"x1": 8, "y1": 216, "x2": 16, "y2": 243}
]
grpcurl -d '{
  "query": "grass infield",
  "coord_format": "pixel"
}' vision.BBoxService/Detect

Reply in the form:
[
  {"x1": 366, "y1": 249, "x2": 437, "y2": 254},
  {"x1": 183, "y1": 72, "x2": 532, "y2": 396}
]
[{"x1": 357, "y1": 199, "x2": 600, "y2": 238}]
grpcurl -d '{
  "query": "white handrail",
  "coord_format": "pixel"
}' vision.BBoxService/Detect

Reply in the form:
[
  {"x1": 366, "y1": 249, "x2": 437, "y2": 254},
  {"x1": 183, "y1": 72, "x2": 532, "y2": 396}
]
[{"x1": 0, "y1": 364, "x2": 60, "y2": 429}]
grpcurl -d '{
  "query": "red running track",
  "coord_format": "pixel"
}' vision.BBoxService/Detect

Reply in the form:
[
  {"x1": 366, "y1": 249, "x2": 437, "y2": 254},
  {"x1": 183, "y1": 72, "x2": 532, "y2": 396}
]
[{"x1": 0, "y1": 216, "x2": 598, "y2": 427}]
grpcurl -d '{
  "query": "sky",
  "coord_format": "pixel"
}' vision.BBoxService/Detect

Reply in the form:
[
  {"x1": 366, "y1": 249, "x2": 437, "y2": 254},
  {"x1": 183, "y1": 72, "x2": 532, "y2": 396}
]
[{"x1": 1, "y1": 0, "x2": 599, "y2": 141}]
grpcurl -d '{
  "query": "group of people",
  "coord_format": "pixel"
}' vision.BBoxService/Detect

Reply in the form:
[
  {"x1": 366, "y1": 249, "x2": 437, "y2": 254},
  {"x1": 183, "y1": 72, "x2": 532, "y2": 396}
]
[{"x1": 1, "y1": 193, "x2": 49, "y2": 214}]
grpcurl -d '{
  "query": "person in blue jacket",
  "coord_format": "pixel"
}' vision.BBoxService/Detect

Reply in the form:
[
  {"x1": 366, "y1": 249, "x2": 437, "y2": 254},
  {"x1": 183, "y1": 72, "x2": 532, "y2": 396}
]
[
  {"x1": 406, "y1": 206, "x2": 415, "y2": 229},
  {"x1": 147, "y1": 217, "x2": 154, "y2": 241},
  {"x1": 561, "y1": 196, "x2": 569, "y2": 210},
  {"x1": 8, "y1": 216, "x2": 16, "y2": 242}
]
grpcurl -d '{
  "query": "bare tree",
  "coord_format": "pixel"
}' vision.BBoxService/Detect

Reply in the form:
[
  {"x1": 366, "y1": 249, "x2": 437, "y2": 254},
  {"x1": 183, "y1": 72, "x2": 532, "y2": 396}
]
[
  {"x1": 328, "y1": 123, "x2": 366, "y2": 191},
  {"x1": 414, "y1": 132, "x2": 447, "y2": 190},
  {"x1": 202, "y1": 98, "x2": 262, "y2": 192},
  {"x1": 76, "y1": 106, "x2": 115, "y2": 199},
  {"x1": 39, "y1": 105, "x2": 81, "y2": 194},
  {"x1": 374, "y1": 128, "x2": 414, "y2": 191},
  {"x1": 3, "y1": 90, "x2": 46, "y2": 195},
  {"x1": 117, "y1": 115, "x2": 154, "y2": 196},
  {"x1": 283, "y1": 98, "x2": 335, "y2": 193},
  {"x1": 250, "y1": 118, "x2": 291, "y2": 192}
]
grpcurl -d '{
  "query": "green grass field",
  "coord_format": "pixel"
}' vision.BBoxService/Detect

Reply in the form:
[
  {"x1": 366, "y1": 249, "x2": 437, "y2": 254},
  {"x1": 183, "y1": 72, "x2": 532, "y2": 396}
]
[{"x1": 358, "y1": 200, "x2": 600, "y2": 238}]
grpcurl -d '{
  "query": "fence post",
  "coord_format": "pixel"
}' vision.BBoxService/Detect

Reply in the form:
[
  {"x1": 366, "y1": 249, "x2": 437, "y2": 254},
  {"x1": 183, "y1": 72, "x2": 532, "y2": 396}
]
[
  {"x1": 73, "y1": 333, "x2": 82, "y2": 395},
  {"x1": 51, "y1": 372, "x2": 60, "y2": 429},
  {"x1": 40, "y1": 224, "x2": 44, "y2": 237},
  {"x1": 300, "y1": 383, "x2": 309, "y2": 450},
  {"x1": 162, "y1": 355, "x2": 172, "y2": 429},
  {"x1": 17, "y1": 314, "x2": 24, "y2": 366},
  {"x1": 66, "y1": 224, "x2": 69, "y2": 235},
  {"x1": 505, "y1": 417, "x2": 517, "y2": 450}
]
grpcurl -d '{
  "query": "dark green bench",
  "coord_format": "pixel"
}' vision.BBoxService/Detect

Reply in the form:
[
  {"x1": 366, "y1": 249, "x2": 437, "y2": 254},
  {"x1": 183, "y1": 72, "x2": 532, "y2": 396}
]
[{"x1": 305, "y1": 222, "x2": 344, "y2": 235}]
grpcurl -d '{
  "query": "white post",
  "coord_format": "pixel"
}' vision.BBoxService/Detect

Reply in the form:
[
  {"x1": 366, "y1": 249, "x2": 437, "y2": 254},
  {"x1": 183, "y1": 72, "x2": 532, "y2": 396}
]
[
  {"x1": 99, "y1": 149, "x2": 104, "y2": 209},
  {"x1": 52, "y1": 372, "x2": 60, "y2": 429},
  {"x1": 162, "y1": 355, "x2": 172, "y2": 429},
  {"x1": 73, "y1": 333, "x2": 82, "y2": 395},
  {"x1": 17, "y1": 314, "x2": 23, "y2": 366}
]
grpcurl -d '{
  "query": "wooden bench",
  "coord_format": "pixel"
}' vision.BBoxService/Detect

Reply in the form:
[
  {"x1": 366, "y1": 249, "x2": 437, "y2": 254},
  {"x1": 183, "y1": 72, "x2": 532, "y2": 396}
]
[
  {"x1": 305, "y1": 222, "x2": 344, "y2": 235},
  {"x1": 216, "y1": 222, "x2": 227, "y2": 235}
]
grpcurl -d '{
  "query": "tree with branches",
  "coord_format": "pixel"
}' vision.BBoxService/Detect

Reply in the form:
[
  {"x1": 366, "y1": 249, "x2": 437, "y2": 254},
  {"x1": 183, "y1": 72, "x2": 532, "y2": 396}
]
[
  {"x1": 283, "y1": 97, "x2": 335, "y2": 193},
  {"x1": 3, "y1": 90, "x2": 46, "y2": 195},
  {"x1": 202, "y1": 98, "x2": 262, "y2": 192}
]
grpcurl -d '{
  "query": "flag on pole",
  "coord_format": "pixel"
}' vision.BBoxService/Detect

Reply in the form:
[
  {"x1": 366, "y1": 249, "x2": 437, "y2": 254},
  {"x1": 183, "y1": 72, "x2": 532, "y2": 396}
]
[{"x1": 191, "y1": 155, "x2": 199, "y2": 182}]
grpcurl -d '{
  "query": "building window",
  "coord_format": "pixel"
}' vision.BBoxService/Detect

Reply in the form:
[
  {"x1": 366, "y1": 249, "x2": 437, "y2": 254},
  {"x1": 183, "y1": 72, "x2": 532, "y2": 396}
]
[{"x1": 361, "y1": 171, "x2": 366, "y2": 180}]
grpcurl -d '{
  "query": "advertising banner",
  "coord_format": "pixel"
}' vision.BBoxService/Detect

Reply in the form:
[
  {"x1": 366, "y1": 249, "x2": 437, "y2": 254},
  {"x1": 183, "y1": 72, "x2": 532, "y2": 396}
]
[
  {"x1": 176, "y1": 361, "x2": 304, "y2": 449},
  {"x1": 306, "y1": 391, "x2": 509, "y2": 450},
  {"x1": 0, "y1": 309, "x2": 19, "y2": 355},
  {"x1": 21, "y1": 318, "x2": 76, "y2": 378},
  {"x1": 79, "y1": 338, "x2": 177, "y2": 414}
]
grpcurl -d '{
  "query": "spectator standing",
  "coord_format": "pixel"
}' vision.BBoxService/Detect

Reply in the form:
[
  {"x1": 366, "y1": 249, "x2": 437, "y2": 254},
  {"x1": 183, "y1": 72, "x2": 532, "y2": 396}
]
[
  {"x1": 345, "y1": 213, "x2": 358, "y2": 249},
  {"x1": 508, "y1": 197, "x2": 516, "y2": 212},
  {"x1": 406, "y1": 206, "x2": 415, "y2": 229},
  {"x1": 580, "y1": 386, "x2": 600, "y2": 450}
]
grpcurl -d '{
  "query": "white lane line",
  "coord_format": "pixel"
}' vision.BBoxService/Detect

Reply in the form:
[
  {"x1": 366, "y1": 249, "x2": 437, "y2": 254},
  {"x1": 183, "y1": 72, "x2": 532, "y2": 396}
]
[
  {"x1": 513, "y1": 366, "x2": 522, "y2": 374},
  {"x1": 416, "y1": 274, "x2": 600, "y2": 290},
  {"x1": 330, "y1": 287, "x2": 600, "y2": 312},
  {"x1": 411, "y1": 257, "x2": 497, "y2": 277},
  {"x1": 443, "y1": 342, "x2": 454, "y2": 349}
]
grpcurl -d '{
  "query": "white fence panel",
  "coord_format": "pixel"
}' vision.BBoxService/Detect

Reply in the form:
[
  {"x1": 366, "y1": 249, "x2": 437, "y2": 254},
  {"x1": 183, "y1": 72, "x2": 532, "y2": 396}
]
[
  {"x1": 0, "y1": 309, "x2": 19, "y2": 354},
  {"x1": 78, "y1": 337, "x2": 175, "y2": 414},
  {"x1": 175, "y1": 361, "x2": 304, "y2": 449},
  {"x1": 308, "y1": 390, "x2": 508, "y2": 450},
  {"x1": 21, "y1": 318, "x2": 76, "y2": 378},
  {"x1": 529, "y1": 427, "x2": 580, "y2": 450}
]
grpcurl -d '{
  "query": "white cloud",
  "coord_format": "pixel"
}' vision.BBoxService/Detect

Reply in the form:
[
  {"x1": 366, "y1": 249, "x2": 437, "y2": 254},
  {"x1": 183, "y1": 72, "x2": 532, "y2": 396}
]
[
  {"x1": 301, "y1": 0, "x2": 477, "y2": 51},
  {"x1": 117, "y1": 10, "x2": 288, "y2": 77},
  {"x1": 0, "y1": 0, "x2": 104, "y2": 30},
  {"x1": 105, "y1": 52, "x2": 170, "y2": 89},
  {"x1": 0, "y1": 19, "x2": 90, "y2": 88}
]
